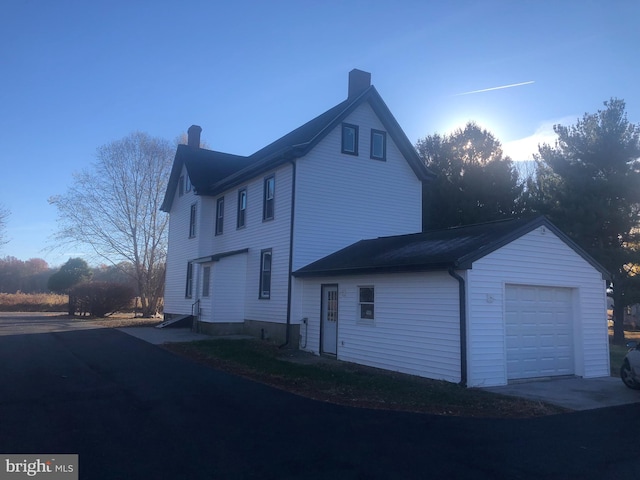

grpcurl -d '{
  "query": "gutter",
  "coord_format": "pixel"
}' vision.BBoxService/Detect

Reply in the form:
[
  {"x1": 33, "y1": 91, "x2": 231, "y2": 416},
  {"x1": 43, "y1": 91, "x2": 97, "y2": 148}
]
[
  {"x1": 448, "y1": 268, "x2": 468, "y2": 387},
  {"x1": 280, "y1": 157, "x2": 297, "y2": 349}
]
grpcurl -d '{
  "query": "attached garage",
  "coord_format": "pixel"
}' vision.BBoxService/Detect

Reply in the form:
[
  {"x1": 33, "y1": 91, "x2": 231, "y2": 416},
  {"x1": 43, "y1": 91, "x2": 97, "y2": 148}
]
[
  {"x1": 293, "y1": 216, "x2": 610, "y2": 387},
  {"x1": 505, "y1": 285, "x2": 574, "y2": 380}
]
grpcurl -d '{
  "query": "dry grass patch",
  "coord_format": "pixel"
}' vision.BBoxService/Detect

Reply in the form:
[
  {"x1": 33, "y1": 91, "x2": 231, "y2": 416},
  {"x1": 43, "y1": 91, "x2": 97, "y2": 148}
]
[{"x1": 0, "y1": 293, "x2": 68, "y2": 312}]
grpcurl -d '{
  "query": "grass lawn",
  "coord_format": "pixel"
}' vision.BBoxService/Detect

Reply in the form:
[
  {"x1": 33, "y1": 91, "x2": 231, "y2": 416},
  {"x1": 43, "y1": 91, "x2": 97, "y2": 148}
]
[{"x1": 164, "y1": 338, "x2": 567, "y2": 418}]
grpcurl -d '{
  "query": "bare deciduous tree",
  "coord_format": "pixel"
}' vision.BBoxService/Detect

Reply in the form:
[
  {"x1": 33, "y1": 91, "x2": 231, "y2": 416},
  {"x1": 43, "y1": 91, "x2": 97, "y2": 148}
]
[
  {"x1": 50, "y1": 132, "x2": 174, "y2": 316},
  {"x1": 0, "y1": 204, "x2": 9, "y2": 250}
]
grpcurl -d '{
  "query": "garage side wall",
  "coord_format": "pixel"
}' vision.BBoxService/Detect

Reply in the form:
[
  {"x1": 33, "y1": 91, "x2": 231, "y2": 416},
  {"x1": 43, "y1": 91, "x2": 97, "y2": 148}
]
[
  {"x1": 466, "y1": 226, "x2": 609, "y2": 387},
  {"x1": 299, "y1": 272, "x2": 461, "y2": 383}
]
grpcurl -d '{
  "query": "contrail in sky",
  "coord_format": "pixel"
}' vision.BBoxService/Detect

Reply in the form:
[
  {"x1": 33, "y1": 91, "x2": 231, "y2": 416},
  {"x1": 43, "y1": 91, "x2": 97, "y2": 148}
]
[{"x1": 454, "y1": 81, "x2": 535, "y2": 96}]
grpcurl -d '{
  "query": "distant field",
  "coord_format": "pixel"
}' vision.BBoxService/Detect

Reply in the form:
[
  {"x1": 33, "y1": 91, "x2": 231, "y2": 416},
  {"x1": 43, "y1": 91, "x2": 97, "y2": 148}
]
[{"x1": 0, "y1": 293, "x2": 68, "y2": 312}]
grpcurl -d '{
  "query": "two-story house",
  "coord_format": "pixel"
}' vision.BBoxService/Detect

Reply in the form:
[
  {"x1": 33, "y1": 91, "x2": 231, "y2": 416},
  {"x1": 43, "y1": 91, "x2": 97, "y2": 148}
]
[{"x1": 161, "y1": 70, "x2": 610, "y2": 387}]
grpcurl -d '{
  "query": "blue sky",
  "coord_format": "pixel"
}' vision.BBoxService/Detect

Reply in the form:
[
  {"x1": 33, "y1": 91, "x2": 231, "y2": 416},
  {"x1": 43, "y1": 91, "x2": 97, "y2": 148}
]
[{"x1": 1, "y1": 0, "x2": 638, "y2": 266}]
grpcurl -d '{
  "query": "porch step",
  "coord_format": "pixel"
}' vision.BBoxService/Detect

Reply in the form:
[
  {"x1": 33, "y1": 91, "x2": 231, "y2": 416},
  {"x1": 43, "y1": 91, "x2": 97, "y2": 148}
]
[{"x1": 155, "y1": 315, "x2": 194, "y2": 329}]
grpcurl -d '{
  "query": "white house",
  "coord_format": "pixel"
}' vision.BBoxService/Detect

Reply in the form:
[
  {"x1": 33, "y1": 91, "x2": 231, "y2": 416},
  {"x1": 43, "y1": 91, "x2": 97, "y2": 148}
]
[{"x1": 161, "y1": 69, "x2": 610, "y2": 387}]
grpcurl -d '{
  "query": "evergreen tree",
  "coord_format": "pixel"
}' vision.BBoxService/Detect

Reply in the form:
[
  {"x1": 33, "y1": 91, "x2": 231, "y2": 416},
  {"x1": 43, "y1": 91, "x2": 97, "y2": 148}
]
[
  {"x1": 417, "y1": 122, "x2": 523, "y2": 229},
  {"x1": 527, "y1": 99, "x2": 640, "y2": 344}
]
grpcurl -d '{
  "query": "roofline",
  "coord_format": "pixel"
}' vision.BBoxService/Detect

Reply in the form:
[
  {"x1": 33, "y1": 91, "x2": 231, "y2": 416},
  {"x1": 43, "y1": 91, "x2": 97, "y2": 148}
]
[
  {"x1": 293, "y1": 262, "x2": 458, "y2": 278},
  {"x1": 190, "y1": 248, "x2": 249, "y2": 264},
  {"x1": 455, "y1": 216, "x2": 611, "y2": 280}
]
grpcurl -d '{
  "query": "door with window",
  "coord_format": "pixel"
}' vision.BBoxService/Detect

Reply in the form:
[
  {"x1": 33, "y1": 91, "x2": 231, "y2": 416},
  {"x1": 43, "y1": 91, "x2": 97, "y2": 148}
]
[{"x1": 321, "y1": 284, "x2": 338, "y2": 355}]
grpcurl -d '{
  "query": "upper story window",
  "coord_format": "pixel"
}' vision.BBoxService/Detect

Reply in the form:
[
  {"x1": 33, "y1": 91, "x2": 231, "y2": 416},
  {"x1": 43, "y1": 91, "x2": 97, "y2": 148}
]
[
  {"x1": 185, "y1": 175, "x2": 192, "y2": 193},
  {"x1": 179, "y1": 175, "x2": 185, "y2": 196},
  {"x1": 259, "y1": 249, "x2": 272, "y2": 299},
  {"x1": 189, "y1": 203, "x2": 197, "y2": 238},
  {"x1": 215, "y1": 197, "x2": 224, "y2": 235},
  {"x1": 263, "y1": 175, "x2": 275, "y2": 221},
  {"x1": 370, "y1": 130, "x2": 387, "y2": 161},
  {"x1": 237, "y1": 188, "x2": 247, "y2": 229},
  {"x1": 358, "y1": 286, "x2": 375, "y2": 320},
  {"x1": 341, "y1": 123, "x2": 359, "y2": 155}
]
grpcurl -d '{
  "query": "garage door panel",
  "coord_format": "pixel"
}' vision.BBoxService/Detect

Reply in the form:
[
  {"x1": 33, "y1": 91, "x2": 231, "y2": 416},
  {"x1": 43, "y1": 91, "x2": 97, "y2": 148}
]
[{"x1": 506, "y1": 285, "x2": 574, "y2": 380}]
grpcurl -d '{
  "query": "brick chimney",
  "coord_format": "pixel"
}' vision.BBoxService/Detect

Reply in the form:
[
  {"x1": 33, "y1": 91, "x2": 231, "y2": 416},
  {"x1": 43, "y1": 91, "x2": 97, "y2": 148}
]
[
  {"x1": 348, "y1": 69, "x2": 371, "y2": 99},
  {"x1": 187, "y1": 125, "x2": 202, "y2": 148}
]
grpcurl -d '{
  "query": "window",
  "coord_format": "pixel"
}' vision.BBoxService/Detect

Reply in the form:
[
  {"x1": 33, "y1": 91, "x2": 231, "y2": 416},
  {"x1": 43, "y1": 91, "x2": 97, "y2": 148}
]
[
  {"x1": 185, "y1": 263, "x2": 193, "y2": 298},
  {"x1": 186, "y1": 175, "x2": 192, "y2": 193},
  {"x1": 237, "y1": 188, "x2": 247, "y2": 229},
  {"x1": 189, "y1": 203, "x2": 197, "y2": 238},
  {"x1": 215, "y1": 197, "x2": 224, "y2": 235},
  {"x1": 370, "y1": 130, "x2": 386, "y2": 160},
  {"x1": 263, "y1": 175, "x2": 275, "y2": 221},
  {"x1": 202, "y1": 266, "x2": 211, "y2": 297},
  {"x1": 342, "y1": 123, "x2": 359, "y2": 155},
  {"x1": 179, "y1": 175, "x2": 185, "y2": 196},
  {"x1": 259, "y1": 249, "x2": 272, "y2": 299},
  {"x1": 358, "y1": 286, "x2": 374, "y2": 320}
]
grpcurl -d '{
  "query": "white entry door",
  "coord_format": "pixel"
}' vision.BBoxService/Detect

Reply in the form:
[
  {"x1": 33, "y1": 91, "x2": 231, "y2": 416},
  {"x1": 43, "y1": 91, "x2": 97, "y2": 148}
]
[
  {"x1": 321, "y1": 284, "x2": 338, "y2": 355},
  {"x1": 505, "y1": 285, "x2": 574, "y2": 380}
]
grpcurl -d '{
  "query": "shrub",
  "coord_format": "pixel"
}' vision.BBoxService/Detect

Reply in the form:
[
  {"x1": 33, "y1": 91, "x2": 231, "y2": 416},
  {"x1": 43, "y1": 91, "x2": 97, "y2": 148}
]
[{"x1": 69, "y1": 282, "x2": 135, "y2": 317}]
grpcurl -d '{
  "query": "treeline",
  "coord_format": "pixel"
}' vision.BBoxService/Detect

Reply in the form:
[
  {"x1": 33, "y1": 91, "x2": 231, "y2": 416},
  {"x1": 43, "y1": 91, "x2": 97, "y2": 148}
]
[{"x1": 0, "y1": 256, "x2": 137, "y2": 294}]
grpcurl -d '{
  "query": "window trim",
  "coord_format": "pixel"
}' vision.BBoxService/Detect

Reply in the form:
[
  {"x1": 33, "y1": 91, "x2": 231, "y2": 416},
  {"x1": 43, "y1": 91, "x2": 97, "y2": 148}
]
[
  {"x1": 370, "y1": 129, "x2": 387, "y2": 161},
  {"x1": 185, "y1": 263, "x2": 193, "y2": 298},
  {"x1": 237, "y1": 188, "x2": 247, "y2": 229},
  {"x1": 263, "y1": 175, "x2": 275, "y2": 221},
  {"x1": 341, "y1": 123, "x2": 359, "y2": 156},
  {"x1": 358, "y1": 286, "x2": 375, "y2": 321},
  {"x1": 215, "y1": 197, "x2": 224, "y2": 236},
  {"x1": 259, "y1": 249, "x2": 272, "y2": 299},
  {"x1": 188, "y1": 203, "x2": 197, "y2": 238}
]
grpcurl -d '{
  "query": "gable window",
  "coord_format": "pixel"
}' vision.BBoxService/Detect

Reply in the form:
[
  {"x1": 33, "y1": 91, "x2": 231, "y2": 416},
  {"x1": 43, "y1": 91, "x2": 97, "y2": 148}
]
[
  {"x1": 189, "y1": 203, "x2": 197, "y2": 238},
  {"x1": 259, "y1": 249, "x2": 272, "y2": 299},
  {"x1": 237, "y1": 188, "x2": 247, "y2": 229},
  {"x1": 179, "y1": 175, "x2": 185, "y2": 196},
  {"x1": 202, "y1": 266, "x2": 211, "y2": 297},
  {"x1": 186, "y1": 175, "x2": 192, "y2": 193},
  {"x1": 370, "y1": 130, "x2": 386, "y2": 161},
  {"x1": 358, "y1": 286, "x2": 374, "y2": 320},
  {"x1": 341, "y1": 123, "x2": 359, "y2": 155},
  {"x1": 263, "y1": 175, "x2": 275, "y2": 221},
  {"x1": 185, "y1": 263, "x2": 193, "y2": 298},
  {"x1": 215, "y1": 197, "x2": 224, "y2": 235}
]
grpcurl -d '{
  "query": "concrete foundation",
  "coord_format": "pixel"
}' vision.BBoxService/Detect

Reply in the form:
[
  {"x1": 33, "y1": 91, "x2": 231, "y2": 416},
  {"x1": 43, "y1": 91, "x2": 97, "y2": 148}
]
[{"x1": 193, "y1": 318, "x2": 299, "y2": 346}]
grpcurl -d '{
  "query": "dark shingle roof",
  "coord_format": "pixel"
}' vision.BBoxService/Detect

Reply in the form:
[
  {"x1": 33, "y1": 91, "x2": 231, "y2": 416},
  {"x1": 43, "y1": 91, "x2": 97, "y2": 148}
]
[
  {"x1": 293, "y1": 216, "x2": 610, "y2": 279},
  {"x1": 160, "y1": 83, "x2": 434, "y2": 212}
]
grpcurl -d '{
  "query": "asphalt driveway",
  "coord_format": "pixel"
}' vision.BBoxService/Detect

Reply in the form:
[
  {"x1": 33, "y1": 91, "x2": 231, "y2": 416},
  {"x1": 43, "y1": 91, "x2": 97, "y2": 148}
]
[{"x1": 1, "y1": 315, "x2": 640, "y2": 478}]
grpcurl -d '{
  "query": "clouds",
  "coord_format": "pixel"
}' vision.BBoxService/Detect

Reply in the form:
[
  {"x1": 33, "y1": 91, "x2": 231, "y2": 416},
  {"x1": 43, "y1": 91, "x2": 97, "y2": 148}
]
[{"x1": 503, "y1": 116, "x2": 576, "y2": 161}]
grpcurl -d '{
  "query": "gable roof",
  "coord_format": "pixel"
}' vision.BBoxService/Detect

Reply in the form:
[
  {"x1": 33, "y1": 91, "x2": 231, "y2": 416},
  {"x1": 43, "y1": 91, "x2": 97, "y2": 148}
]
[
  {"x1": 293, "y1": 216, "x2": 610, "y2": 280},
  {"x1": 161, "y1": 74, "x2": 435, "y2": 212}
]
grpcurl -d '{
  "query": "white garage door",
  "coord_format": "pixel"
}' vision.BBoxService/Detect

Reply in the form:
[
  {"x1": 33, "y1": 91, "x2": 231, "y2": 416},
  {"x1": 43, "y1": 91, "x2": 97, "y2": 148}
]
[{"x1": 505, "y1": 285, "x2": 574, "y2": 380}]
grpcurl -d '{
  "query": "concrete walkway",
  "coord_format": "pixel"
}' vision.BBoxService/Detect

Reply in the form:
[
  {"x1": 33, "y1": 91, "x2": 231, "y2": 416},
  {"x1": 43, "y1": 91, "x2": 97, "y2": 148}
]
[{"x1": 485, "y1": 376, "x2": 640, "y2": 411}]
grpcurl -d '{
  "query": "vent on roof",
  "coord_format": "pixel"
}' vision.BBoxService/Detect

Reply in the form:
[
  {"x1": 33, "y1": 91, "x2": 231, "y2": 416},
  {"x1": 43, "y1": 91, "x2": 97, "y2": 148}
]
[
  {"x1": 348, "y1": 69, "x2": 371, "y2": 99},
  {"x1": 187, "y1": 125, "x2": 202, "y2": 148}
]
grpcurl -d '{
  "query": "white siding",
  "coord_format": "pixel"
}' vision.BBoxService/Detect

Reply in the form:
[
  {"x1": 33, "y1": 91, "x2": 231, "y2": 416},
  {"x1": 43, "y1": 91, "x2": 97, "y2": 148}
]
[
  {"x1": 210, "y1": 254, "x2": 247, "y2": 323},
  {"x1": 293, "y1": 103, "x2": 423, "y2": 271},
  {"x1": 466, "y1": 226, "x2": 609, "y2": 387},
  {"x1": 299, "y1": 272, "x2": 461, "y2": 383},
  {"x1": 165, "y1": 163, "x2": 293, "y2": 325},
  {"x1": 164, "y1": 165, "x2": 204, "y2": 316}
]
